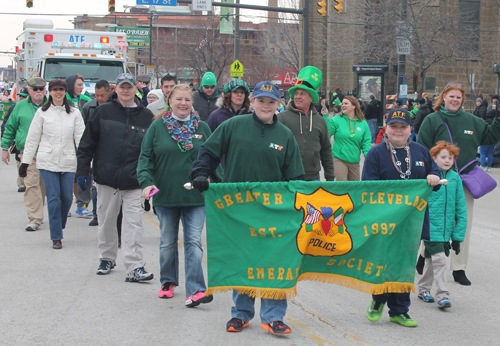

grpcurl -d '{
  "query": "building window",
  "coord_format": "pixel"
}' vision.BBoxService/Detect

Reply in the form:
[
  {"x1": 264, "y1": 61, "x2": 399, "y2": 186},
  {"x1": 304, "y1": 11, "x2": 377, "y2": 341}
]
[
  {"x1": 458, "y1": 0, "x2": 480, "y2": 57},
  {"x1": 425, "y1": 77, "x2": 436, "y2": 91}
]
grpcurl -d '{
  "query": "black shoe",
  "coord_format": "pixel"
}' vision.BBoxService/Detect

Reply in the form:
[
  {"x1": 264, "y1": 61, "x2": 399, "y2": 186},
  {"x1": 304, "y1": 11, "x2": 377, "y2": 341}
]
[
  {"x1": 52, "y1": 240, "x2": 62, "y2": 249},
  {"x1": 453, "y1": 270, "x2": 471, "y2": 286},
  {"x1": 18, "y1": 186, "x2": 26, "y2": 193},
  {"x1": 416, "y1": 255, "x2": 425, "y2": 275},
  {"x1": 89, "y1": 217, "x2": 98, "y2": 226}
]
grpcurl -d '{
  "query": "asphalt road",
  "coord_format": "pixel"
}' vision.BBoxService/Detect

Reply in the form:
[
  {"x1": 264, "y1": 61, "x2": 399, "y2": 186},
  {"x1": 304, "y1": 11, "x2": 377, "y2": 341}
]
[{"x1": 0, "y1": 153, "x2": 498, "y2": 346}]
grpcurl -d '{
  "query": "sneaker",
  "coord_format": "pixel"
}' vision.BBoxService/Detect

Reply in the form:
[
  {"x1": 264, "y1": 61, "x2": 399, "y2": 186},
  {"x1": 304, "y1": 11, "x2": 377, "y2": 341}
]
[
  {"x1": 89, "y1": 217, "x2": 98, "y2": 226},
  {"x1": 418, "y1": 291, "x2": 435, "y2": 303},
  {"x1": 18, "y1": 186, "x2": 26, "y2": 192},
  {"x1": 261, "y1": 321, "x2": 291, "y2": 335},
  {"x1": 25, "y1": 222, "x2": 40, "y2": 232},
  {"x1": 453, "y1": 270, "x2": 471, "y2": 286},
  {"x1": 185, "y1": 291, "x2": 213, "y2": 307},
  {"x1": 389, "y1": 313, "x2": 418, "y2": 327},
  {"x1": 487, "y1": 167, "x2": 492, "y2": 172},
  {"x1": 438, "y1": 298, "x2": 452, "y2": 309},
  {"x1": 226, "y1": 318, "x2": 249, "y2": 332},
  {"x1": 52, "y1": 240, "x2": 62, "y2": 249},
  {"x1": 67, "y1": 211, "x2": 71, "y2": 217},
  {"x1": 125, "y1": 266, "x2": 154, "y2": 282},
  {"x1": 366, "y1": 299, "x2": 385, "y2": 322},
  {"x1": 159, "y1": 283, "x2": 174, "y2": 299},
  {"x1": 75, "y1": 205, "x2": 93, "y2": 218},
  {"x1": 96, "y1": 260, "x2": 116, "y2": 275}
]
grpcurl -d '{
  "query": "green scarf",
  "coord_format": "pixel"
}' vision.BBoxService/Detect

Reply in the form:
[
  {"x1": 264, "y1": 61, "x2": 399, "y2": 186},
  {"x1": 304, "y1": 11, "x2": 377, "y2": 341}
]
[{"x1": 440, "y1": 104, "x2": 463, "y2": 117}]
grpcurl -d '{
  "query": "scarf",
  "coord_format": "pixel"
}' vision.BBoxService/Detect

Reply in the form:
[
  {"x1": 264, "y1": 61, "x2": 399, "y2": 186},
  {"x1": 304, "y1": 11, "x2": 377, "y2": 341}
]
[
  {"x1": 440, "y1": 104, "x2": 463, "y2": 117},
  {"x1": 162, "y1": 111, "x2": 200, "y2": 151}
]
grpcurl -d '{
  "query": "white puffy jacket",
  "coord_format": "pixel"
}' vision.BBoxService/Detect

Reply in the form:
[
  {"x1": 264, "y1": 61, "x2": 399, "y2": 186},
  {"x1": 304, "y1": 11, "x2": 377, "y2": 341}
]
[{"x1": 22, "y1": 105, "x2": 85, "y2": 172}]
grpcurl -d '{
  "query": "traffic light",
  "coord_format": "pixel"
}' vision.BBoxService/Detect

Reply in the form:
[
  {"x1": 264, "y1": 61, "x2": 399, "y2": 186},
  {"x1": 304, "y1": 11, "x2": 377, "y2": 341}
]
[
  {"x1": 317, "y1": 0, "x2": 327, "y2": 16},
  {"x1": 26, "y1": 0, "x2": 33, "y2": 8},
  {"x1": 333, "y1": 0, "x2": 344, "y2": 13},
  {"x1": 108, "y1": 0, "x2": 115, "y2": 13}
]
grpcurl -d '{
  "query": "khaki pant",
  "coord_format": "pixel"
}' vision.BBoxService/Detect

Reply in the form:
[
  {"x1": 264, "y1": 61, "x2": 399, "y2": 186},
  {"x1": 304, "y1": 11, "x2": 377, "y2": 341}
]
[
  {"x1": 16, "y1": 161, "x2": 25, "y2": 188},
  {"x1": 417, "y1": 250, "x2": 449, "y2": 301},
  {"x1": 333, "y1": 158, "x2": 360, "y2": 181},
  {"x1": 96, "y1": 184, "x2": 145, "y2": 272},
  {"x1": 450, "y1": 186, "x2": 473, "y2": 271},
  {"x1": 21, "y1": 155, "x2": 45, "y2": 224}
]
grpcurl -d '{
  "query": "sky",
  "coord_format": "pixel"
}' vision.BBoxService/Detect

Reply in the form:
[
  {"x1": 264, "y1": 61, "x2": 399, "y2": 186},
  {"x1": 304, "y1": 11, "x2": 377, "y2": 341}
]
[{"x1": 0, "y1": 0, "x2": 270, "y2": 68}]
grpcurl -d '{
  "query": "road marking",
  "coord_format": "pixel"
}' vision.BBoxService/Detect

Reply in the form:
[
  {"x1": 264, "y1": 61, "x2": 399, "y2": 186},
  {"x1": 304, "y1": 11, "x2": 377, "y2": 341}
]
[{"x1": 286, "y1": 313, "x2": 339, "y2": 345}]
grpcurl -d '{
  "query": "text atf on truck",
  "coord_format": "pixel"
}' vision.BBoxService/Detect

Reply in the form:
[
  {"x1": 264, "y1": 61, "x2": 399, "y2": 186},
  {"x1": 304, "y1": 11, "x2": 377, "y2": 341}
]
[{"x1": 14, "y1": 19, "x2": 129, "y2": 95}]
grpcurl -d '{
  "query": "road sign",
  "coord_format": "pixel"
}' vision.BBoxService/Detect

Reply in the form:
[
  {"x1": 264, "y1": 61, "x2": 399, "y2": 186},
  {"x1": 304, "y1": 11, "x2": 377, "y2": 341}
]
[
  {"x1": 193, "y1": 0, "x2": 212, "y2": 11},
  {"x1": 230, "y1": 59, "x2": 244, "y2": 77},
  {"x1": 397, "y1": 39, "x2": 411, "y2": 55},
  {"x1": 136, "y1": 0, "x2": 177, "y2": 6},
  {"x1": 399, "y1": 84, "x2": 408, "y2": 97},
  {"x1": 147, "y1": 65, "x2": 155, "y2": 79}
]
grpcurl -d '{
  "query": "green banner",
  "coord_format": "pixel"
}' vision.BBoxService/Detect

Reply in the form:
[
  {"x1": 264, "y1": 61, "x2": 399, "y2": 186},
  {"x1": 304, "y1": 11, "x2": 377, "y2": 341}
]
[
  {"x1": 0, "y1": 102, "x2": 15, "y2": 121},
  {"x1": 112, "y1": 27, "x2": 150, "y2": 48},
  {"x1": 220, "y1": 0, "x2": 234, "y2": 35},
  {"x1": 205, "y1": 180, "x2": 433, "y2": 299}
]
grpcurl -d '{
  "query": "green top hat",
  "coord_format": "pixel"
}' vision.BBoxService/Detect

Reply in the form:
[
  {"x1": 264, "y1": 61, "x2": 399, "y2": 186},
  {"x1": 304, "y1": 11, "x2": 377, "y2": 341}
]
[{"x1": 288, "y1": 66, "x2": 322, "y2": 104}]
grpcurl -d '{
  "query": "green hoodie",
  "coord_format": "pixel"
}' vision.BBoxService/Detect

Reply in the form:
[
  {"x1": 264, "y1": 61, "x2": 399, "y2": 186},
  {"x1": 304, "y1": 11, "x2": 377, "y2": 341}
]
[
  {"x1": 417, "y1": 110, "x2": 500, "y2": 174},
  {"x1": 327, "y1": 114, "x2": 371, "y2": 163},
  {"x1": 1, "y1": 96, "x2": 46, "y2": 151},
  {"x1": 277, "y1": 102, "x2": 335, "y2": 181}
]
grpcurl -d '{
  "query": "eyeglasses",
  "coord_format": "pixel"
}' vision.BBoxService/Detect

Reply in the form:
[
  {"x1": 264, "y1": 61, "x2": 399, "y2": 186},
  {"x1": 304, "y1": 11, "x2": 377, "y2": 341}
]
[
  {"x1": 203, "y1": 85, "x2": 215, "y2": 89},
  {"x1": 31, "y1": 87, "x2": 44, "y2": 92},
  {"x1": 445, "y1": 82, "x2": 464, "y2": 89},
  {"x1": 161, "y1": 72, "x2": 176, "y2": 78}
]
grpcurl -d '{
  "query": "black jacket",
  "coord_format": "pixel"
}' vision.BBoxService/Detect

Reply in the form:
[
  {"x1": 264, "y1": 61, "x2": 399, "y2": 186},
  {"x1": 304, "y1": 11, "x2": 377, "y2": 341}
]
[
  {"x1": 414, "y1": 104, "x2": 432, "y2": 134},
  {"x1": 76, "y1": 93, "x2": 153, "y2": 190},
  {"x1": 81, "y1": 99, "x2": 99, "y2": 125},
  {"x1": 473, "y1": 104, "x2": 487, "y2": 120},
  {"x1": 365, "y1": 99, "x2": 381, "y2": 120}
]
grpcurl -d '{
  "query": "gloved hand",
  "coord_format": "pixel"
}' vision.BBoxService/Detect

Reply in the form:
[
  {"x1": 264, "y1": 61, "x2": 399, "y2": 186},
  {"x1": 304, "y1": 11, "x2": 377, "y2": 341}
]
[
  {"x1": 77, "y1": 175, "x2": 90, "y2": 191},
  {"x1": 192, "y1": 175, "x2": 209, "y2": 192},
  {"x1": 451, "y1": 240, "x2": 461, "y2": 255},
  {"x1": 19, "y1": 163, "x2": 29, "y2": 178}
]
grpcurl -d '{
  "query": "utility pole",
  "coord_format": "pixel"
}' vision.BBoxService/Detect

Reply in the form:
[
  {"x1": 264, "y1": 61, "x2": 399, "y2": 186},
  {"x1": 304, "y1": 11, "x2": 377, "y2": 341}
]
[
  {"x1": 397, "y1": 0, "x2": 407, "y2": 99},
  {"x1": 234, "y1": 0, "x2": 240, "y2": 62},
  {"x1": 149, "y1": 11, "x2": 153, "y2": 66},
  {"x1": 303, "y1": 0, "x2": 309, "y2": 66}
]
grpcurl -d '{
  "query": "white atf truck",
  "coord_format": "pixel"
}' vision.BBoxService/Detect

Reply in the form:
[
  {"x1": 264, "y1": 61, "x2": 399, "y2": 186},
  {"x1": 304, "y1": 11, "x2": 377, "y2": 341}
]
[{"x1": 14, "y1": 18, "x2": 129, "y2": 96}]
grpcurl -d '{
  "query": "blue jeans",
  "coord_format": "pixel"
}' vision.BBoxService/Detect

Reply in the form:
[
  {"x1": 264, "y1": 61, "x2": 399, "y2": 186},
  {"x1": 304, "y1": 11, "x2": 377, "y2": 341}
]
[
  {"x1": 367, "y1": 118, "x2": 377, "y2": 143},
  {"x1": 39, "y1": 170, "x2": 75, "y2": 241},
  {"x1": 480, "y1": 145, "x2": 494, "y2": 168},
  {"x1": 372, "y1": 292, "x2": 411, "y2": 317},
  {"x1": 232, "y1": 291, "x2": 287, "y2": 324},
  {"x1": 155, "y1": 205, "x2": 207, "y2": 297}
]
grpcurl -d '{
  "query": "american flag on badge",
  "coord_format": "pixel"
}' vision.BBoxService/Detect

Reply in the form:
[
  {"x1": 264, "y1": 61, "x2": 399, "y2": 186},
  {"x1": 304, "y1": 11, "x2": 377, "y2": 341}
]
[{"x1": 305, "y1": 203, "x2": 321, "y2": 224}]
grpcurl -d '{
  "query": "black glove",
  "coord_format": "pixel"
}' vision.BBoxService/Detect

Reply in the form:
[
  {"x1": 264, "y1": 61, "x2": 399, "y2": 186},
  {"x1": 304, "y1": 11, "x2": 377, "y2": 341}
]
[
  {"x1": 192, "y1": 175, "x2": 209, "y2": 192},
  {"x1": 77, "y1": 175, "x2": 90, "y2": 191},
  {"x1": 451, "y1": 240, "x2": 461, "y2": 255},
  {"x1": 19, "y1": 163, "x2": 29, "y2": 178}
]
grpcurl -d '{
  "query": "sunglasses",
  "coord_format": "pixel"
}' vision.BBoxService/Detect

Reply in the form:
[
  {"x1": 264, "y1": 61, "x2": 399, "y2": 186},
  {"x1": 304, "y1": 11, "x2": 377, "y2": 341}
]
[
  {"x1": 162, "y1": 72, "x2": 176, "y2": 78},
  {"x1": 117, "y1": 74, "x2": 135, "y2": 80},
  {"x1": 203, "y1": 85, "x2": 215, "y2": 89},
  {"x1": 31, "y1": 87, "x2": 44, "y2": 92},
  {"x1": 445, "y1": 82, "x2": 464, "y2": 89}
]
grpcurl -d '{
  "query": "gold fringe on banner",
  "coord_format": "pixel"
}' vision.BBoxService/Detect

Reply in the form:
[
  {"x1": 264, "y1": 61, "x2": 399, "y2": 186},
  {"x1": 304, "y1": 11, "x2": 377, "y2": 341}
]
[{"x1": 205, "y1": 273, "x2": 415, "y2": 300}]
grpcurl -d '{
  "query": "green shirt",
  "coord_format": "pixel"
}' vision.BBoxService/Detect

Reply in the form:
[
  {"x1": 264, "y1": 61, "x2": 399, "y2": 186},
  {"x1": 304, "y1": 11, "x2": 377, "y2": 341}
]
[
  {"x1": 1, "y1": 97, "x2": 45, "y2": 151},
  {"x1": 203, "y1": 113, "x2": 304, "y2": 182},
  {"x1": 327, "y1": 115, "x2": 372, "y2": 163},
  {"x1": 137, "y1": 118, "x2": 214, "y2": 207}
]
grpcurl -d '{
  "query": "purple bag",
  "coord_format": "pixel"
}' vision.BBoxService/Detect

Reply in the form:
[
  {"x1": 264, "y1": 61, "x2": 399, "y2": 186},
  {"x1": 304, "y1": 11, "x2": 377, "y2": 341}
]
[{"x1": 444, "y1": 122, "x2": 497, "y2": 199}]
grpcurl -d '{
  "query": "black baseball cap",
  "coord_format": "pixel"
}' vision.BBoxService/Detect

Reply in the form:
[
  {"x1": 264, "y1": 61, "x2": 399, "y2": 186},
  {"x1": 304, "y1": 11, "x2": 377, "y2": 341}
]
[{"x1": 386, "y1": 108, "x2": 411, "y2": 126}]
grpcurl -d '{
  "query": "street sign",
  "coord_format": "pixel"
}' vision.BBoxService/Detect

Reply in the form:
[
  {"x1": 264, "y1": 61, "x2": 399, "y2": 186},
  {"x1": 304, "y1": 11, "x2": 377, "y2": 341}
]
[
  {"x1": 112, "y1": 27, "x2": 150, "y2": 49},
  {"x1": 147, "y1": 65, "x2": 155, "y2": 79},
  {"x1": 193, "y1": 0, "x2": 212, "y2": 11},
  {"x1": 397, "y1": 39, "x2": 411, "y2": 55},
  {"x1": 230, "y1": 59, "x2": 244, "y2": 77},
  {"x1": 136, "y1": 0, "x2": 177, "y2": 6},
  {"x1": 399, "y1": 84, "x2": 408, "y2": 97}
]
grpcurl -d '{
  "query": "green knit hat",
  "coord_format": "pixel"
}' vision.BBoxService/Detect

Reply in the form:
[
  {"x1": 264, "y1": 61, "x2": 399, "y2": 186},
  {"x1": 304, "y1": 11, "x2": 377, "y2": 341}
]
[
  {"x1": 288, "y1": 66, "x2": 322, "y2": 104},
  {"x1": 201, "y1": 72, "x2": 217, "y2": 87}
]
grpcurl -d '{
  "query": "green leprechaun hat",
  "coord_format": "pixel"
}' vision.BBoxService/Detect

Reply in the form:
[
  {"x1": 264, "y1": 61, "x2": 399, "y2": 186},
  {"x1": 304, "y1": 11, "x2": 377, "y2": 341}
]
[{"x1": 288, "y1": 66, "x2": 322, "y2": 104}]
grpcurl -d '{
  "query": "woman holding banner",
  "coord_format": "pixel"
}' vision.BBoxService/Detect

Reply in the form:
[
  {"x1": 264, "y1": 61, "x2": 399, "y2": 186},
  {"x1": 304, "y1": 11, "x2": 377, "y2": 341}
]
[{"x1": 417, "y1": 82, "x2": 500, "y2": 286}]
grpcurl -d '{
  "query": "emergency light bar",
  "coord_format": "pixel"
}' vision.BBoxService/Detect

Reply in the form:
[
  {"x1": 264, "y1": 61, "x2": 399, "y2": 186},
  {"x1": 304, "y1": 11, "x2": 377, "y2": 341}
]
[{"x1": 50, "y1": 42, "x2": 114, "y2": 50}]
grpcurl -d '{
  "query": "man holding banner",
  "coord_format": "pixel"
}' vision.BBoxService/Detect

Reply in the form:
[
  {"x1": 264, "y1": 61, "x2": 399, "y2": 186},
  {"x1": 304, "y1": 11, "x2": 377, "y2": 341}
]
[{"x1": 189, "y1": 81, "x2": 305, "y2": 336}]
